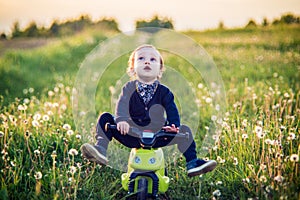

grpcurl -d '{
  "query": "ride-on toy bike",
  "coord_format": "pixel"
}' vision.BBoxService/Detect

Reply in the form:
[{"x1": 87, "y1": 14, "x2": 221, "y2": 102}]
[{"x1": 105, "y1": 123, "x2": 189, "y2": 200}]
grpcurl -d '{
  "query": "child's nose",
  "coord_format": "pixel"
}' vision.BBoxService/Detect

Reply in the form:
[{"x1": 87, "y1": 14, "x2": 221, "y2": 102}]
[{"x1": 145, "y1": 60, "x2": 150, "y2": 64}]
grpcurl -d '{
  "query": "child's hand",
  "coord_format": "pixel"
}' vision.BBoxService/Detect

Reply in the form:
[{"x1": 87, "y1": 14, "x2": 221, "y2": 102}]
[
  {"x1": 162, "y1": 124, "x2": 179, "y2": 133},
  {"x1": 117, "y1": 121, "x2": 130, "y2": 135}
]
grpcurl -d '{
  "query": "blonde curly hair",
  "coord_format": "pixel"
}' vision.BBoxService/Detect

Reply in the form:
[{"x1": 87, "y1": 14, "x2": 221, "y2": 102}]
[{"x1": 127, "y1": 44, "x2": 165, "y2": 80}]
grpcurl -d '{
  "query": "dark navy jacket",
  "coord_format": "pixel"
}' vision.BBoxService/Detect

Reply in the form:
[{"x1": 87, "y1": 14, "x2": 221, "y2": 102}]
[{"x1": 115, "y1": 80, "x2": 180, "y2": 131}]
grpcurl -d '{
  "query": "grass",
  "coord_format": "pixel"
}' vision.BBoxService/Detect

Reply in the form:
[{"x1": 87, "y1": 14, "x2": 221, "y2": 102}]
[{"x1": 0, "y1": 25, "x2": 299, "y2": 199}]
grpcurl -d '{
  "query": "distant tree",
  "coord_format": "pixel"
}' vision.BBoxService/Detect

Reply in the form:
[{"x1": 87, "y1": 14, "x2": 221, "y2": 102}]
[
  {"x1": 0, "y1": 33, "x2": 7, "y2": 40},
  {"x1": 95, "y1": 18, "x2": 120, "y2": 31},
  {"x1": 218, "y1": 21, "x2": 225, "y2": 29},
  {"x1": 23, "y1": 21, "x2": 39, "y2": 37},
  {"x1": 280, "y1": 13, "x2": 298, "y2": 24},
  {"x1": 12, "y1": 21, "x2": 22, "y2": 38},
  {"x1": 262, "y1": 17, "x2": 269, "y2": 27},
  {"x1": 245, "y1": 19, "x2": 257, "y2": 28},
  {"x1": 135, "y1": 15, "x2": 174, "y2": 32},
  {"x1": 50, "y1": 20, "x2": 60, "y2": 36}
]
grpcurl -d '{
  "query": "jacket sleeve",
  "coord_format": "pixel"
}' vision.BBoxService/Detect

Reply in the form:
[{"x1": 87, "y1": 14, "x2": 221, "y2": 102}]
[
  {"x1": 162, "y1": 87, "x2": 180, "y2": 127},
  {"x1": 115, "y1": 81, "x2": 136, "y2": 123}
]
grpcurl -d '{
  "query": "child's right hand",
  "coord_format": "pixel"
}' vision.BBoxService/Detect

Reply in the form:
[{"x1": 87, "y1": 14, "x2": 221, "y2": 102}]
[{"x1": 117, "y1": 121, "x2": 130, "y2": 135}]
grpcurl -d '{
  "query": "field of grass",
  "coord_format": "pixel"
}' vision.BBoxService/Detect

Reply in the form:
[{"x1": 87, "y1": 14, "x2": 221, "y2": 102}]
[{"x1": 0, "y1": 25, "x2": 299, "y2": 199}]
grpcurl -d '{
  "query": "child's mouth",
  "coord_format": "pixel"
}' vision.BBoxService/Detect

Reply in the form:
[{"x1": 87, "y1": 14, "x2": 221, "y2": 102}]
[{"x1": 144, "y1": 66, "x2": 151, "y2": 70}]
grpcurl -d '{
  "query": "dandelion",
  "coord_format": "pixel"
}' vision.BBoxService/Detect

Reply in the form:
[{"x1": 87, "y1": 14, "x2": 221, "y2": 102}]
[
  {"x1": 51, "y1": 151, "x2": 57, "y2": 159},
  {"x1": 18, "y1": 105, "x2": 27, "y2": 111},
  {"x1": 33, "y1": 114, "x2": 41, "y2": 121},
  {"x1": 205, "y1": 97, "x2": 212, "y2": 104},
  {"x1": 212, "y1": 189, "x2": 221, "y2": 197},
  {"x1": 32, "y1": 120, "x2": 40, "y2": 128},
  {"x1": 287, "y1": 133, "x2": 295, "y2": 140},
  {"x1": 48, "y1": 91, "x2": 55, "y2": 97},
  {"x1": 233, "y1": 157, "x2": 238, "y2": 165},
  {"x1": 274, "y1": 175, "x2": 284, "y2": 183},
  {"x1": 60, "y1": 104, "x2": 67, "y2": 111},
  {"x1": 211, "y1": 115, "x2": 217, "y2": 121},
  {"x1": 290, "y1": 154, "x2": 299, "y2": 162},
  {"x1": 63, "y1": 124, "x2": 71, "y2": 130},
  {"x1": 42, "y1": 115, "x2": 50, "y2": 121},
  {"x1": 242, "y1": 133, "x2": 248, "y2": 139},
  {"x1": 75, "y1": 134, "x2": 81, "y2": 140},
  {"x1": 217, "y1": 156, "x2": 225, "y2": 164},
  {"x1": 255, "y1": 125, "x2": 265, "y2": 138},
  {"x1": 34, "y1": 149, "x2": 41, "y2": 155},
  {"x1": 242, "y1": 119, "x2": 248, "y2": 127},
  {"x1": 68, "y1": 148, "x2": 78, "y2": 156},
  {"x1": 259, "y1": 175, "x2": 267, "y2": 183},
  {"x1": 66, "y1": 129, "x2": 74, "y2": 136},
  {"x1": 69, "y1": 166, "x2": 77, "y2": 174},
  {"x1": 34, "y1": 171, "x2": 43, "y2": 180},
  {"x1": 216, "y1": 181, "x2": 223, "y2": 185}
]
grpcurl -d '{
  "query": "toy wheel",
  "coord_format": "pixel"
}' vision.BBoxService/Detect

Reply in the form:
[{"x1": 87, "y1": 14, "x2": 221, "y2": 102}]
[{"x1": 137, "y1": 178, "x2": 148, "y2": 200}]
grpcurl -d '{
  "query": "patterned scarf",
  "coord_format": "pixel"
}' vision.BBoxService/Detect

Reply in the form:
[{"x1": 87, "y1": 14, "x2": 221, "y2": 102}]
[{"x1": 136, "y1": 80, "x2": 159, "y2": 105}]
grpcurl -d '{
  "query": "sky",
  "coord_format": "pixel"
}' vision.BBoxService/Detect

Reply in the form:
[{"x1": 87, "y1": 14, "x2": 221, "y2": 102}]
[{"x1": 0, "y1": 0, "x2": 299, "y2": 34}]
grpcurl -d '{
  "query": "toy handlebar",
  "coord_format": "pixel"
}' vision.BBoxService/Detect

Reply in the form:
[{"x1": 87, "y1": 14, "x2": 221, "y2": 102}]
[{"x1": 105, "y1": 123, "x2": 189, "y2": 147}]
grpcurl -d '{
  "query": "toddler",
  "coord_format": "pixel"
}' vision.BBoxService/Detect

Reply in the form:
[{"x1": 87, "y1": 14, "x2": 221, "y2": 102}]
[{"x1": 81, "y1": 44, "x2": 217, "y2": 177}]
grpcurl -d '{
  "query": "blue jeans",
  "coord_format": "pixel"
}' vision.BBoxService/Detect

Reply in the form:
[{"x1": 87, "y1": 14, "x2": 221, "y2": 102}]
[{"x1": 95, "y1": 112, "x2": 197, "y2": 162}]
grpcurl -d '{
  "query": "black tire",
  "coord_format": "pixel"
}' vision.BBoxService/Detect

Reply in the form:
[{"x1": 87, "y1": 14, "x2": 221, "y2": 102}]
[{"x1": 137, "y1": 178, "x2": 148, "y2": 200}]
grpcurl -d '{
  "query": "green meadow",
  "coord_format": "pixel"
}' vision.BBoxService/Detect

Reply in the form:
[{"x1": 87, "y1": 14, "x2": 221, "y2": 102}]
[{"x1": 0, "y1": 25, "x2": 299, "y2": 199}]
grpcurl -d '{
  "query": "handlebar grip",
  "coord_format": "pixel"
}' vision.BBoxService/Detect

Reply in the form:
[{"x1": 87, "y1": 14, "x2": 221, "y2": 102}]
[{"x1": 105, "y1": 123, "x2": 117, "y2": 132}]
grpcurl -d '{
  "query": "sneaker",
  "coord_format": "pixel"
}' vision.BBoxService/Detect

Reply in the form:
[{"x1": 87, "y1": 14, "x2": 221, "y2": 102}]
[
  {"x1": 81, "y1": 143, "x2": 108, "y2": 165},
  {"x1": 187, "y1": 159, "x2": 217, "y2": 177}
]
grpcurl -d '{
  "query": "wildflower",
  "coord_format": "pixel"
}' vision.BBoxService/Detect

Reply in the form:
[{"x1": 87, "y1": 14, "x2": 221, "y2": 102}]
[
  {"x1": 63, "y1": 124, "x2": 71, "y2": 130},
  {"x1": 287, "y1": 133, "x2": 295, "y2": 140},
  {"x1": 212, "y1": 189, "x2": 221, "y2": 197},
  {"x1": 259, "y1": 175, "x2": 267, "y2": 183},
  {"x1": 51, "y1": 151, "x2": 57, "y2": 159},
  {"x1": 48, "y1": 91, "x2": 55, "y2": 97},
  {"x1": 69, "y1": 166, "x2": 77, "y2": 174},
  {"x1": 274, "y1": 175, "x2": 284, "y2": 183},
  {"x1": 242, "y1": 134, "x2": 248, "y2": 139},
  {"x1": 28, "y1": 87, "x2": 34, "y2": 93},
  {"x1": 211, "y1": 115, "x2": 217, "y2": 121},
  {"x1": 54, "y1": 87, "x2": 59, "y2": 93},
  {"x1": 217, "y1": 156, "x2": 225, "y2": 164},
  {"x1": 34, "y1": 171, "x2": 43, "y2": 180},
  {"x1": 60, "y1": 104, "x2": 67, "y2": 111},
  {"x1": 34, "y1": 150, "x2": 41, "y2": 155},
  {"x1": 0, "y1": 131, "x2": 4, "y2": 137},
  {"x1": 68, "y1": 148, "x2": 78, "y2": 156},
  {"x1": 205, "y1": 97, "x2": 212, "y2": 104},
  {"x1": 33, "y1": 114, "x2": 41, "y2": 121},
  {"x1": 216, "y1": 181, "x2": 223, "y2": 185},
  {"x1": 18, "y1": 105, "x2": 27, "y2": 111},
  {"x1": 75, "y1": 134, "x2": 81, "y2": 140},
  {"x1": 42, "y1": 115, "x2": 50, "y2": 121},
  {"x1": 233, "y1": 157, "x2": 238, "y2": 165},
  {"x1": 242, "y1": 119, "x2": 248, "y2": 127},
  {"x1": 255, "y1": 125, "x2": 265, "y2": 138},
  {"x1": 290, "y1": 154, "x2": 299, "y2": 162},
  {"x1": 32, "y1": 120, "x2": 40, "y2": 128},
  {"x1": 67, "y1": 130, "x2": 74, "y2": 136}
]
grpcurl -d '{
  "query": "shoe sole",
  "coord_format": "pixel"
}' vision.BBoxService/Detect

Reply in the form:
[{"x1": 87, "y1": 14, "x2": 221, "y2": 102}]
[
  {"x1": 81, "y1": 143, "x2": 108, "y2": 165},
  {"x1": 187, "y1": 160, "x2": 217, "y2": 177}
]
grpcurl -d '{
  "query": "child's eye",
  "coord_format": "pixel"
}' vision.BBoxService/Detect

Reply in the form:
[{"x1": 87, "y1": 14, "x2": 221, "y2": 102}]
[
  {"x1": 150, "y1": 58, "x2": 157, "y2": 62},
  {"x1": 138, "y1": 57, "x2": 144, "y2": 61}
]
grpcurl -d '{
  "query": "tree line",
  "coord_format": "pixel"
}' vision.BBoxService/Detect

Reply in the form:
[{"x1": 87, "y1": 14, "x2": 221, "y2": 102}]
[{"x1": 1, "y1": 13, "x2": 299, "y2": 39}]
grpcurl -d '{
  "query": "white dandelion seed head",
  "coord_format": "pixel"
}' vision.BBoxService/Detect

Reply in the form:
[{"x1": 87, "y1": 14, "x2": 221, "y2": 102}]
[
  {"x1": 34, "y1": 171, "x2": 43, "y2": 180},
  {"x1": 68, "y1": 148, "x2": 78, "y2": 156},
  {"x1": 63, "y1": 124, "x2": 71, "y2": 130},
  {"x1": 290, "y1": 154, "x2": 299, "y2": 162}
]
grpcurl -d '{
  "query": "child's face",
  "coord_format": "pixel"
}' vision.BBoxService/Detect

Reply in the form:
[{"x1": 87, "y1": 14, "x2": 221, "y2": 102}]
[{"x1": 134, "y1": 47, "x2": 161, "y2": 83}]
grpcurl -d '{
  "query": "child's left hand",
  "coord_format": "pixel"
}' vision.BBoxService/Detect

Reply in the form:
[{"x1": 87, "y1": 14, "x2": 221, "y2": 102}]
[{"x1": 162, "y1": 124, "x2": 179, "y2": 133}]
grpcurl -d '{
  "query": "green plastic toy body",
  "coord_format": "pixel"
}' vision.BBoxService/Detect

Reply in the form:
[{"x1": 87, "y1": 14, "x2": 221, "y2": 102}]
[{"x1": 121, "y1": 147, "x2": 169, "y2": 197}]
